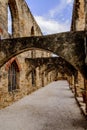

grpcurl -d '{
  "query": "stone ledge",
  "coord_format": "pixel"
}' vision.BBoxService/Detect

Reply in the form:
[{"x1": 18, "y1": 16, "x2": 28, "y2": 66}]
[{"x1": 75, "y1": 96, "x2": 87, "y2": 118}]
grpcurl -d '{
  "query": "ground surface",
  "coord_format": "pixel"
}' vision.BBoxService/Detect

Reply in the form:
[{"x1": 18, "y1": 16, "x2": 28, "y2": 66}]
[{"x1": 0, "y1": 80, "x2": 87, "y2": 130}]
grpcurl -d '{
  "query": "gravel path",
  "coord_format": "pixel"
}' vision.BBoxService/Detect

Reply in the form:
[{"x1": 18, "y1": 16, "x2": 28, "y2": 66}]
[{"x1": 0, "y1": 80, "x2": 87, "y2": 130}]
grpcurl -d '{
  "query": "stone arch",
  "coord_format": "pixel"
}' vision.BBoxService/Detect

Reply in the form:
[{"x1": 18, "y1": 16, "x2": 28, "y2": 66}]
[
  {"x1": 7, "y1": 0, "x2": 42, "y2": 37},
  {"x1": 0, "y1": 31, "x2": 87, "y2": 78},
  {"x1": 25, "y1": 57, "x2": 76, "y2": 76},
  {"x1": 0, "y1": 0, "x2": 42, "y2": 38}
]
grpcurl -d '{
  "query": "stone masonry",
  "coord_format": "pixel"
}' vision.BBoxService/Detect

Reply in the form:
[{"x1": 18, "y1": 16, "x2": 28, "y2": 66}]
[
  {"x1": 0, "y1": 0, "x2": 52, "y2": 108},
  {"x1": 0, "y1": 0, "x2": 87, "y2": 113}
]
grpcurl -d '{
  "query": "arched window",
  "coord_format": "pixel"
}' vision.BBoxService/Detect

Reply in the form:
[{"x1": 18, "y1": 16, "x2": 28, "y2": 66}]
[
  {"x1": 8, "y1": 6, "x2": 12, "y2": 34},
  {"x1": 31, "y1": 26, "x2": 34, "y2": 36},
  {"x1": 8, "y1": 60, "x2": 20, "y2": 92}
]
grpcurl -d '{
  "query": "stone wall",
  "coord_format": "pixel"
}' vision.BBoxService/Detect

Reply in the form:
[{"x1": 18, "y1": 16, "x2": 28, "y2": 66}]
[
  {"x1": 0, "y1": 49, "x2": 52, "y2": 108},
  {"x1": 76, "y1": 72, "x2": 84, "y2": 97},
  {"x1": 71, "y1": 0, "x2": 85, "y2": 31},
  {"x1": 0, "y1": 0, "x2": 42, "y2": 38},
  {"x1": 0, "y1": 0, "x2": 52, "y2": 108},
  {"x1": 0, "y1": 0, "x2": 86, "y2": 110}
]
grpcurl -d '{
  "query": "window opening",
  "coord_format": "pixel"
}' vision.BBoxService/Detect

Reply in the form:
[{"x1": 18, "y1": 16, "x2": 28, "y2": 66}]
[
  {"x1": 8, "y1": 61, "x2": 19, "y2": 92},
  {"x1": 8, "y1": 6, "x2": 12, "y2": 34},
  {"x1": 31, "y1": 26, "x2": 34, "y2": 36}
]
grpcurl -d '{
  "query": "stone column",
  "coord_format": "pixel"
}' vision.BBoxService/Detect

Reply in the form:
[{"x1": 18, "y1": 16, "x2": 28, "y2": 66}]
[
  {"x1": 85, "y1": 0, "x2": 87, "y2": 30},
  {"x1": 42, "y1": 72, "x2": 44, "y2": 87},
  {"x1": 70, "y1": 75, "x2": 75, "y2": 93},
  {"x1": 0, "y1": 1, "x2": 9, "y2": 38},
  {"x1": 55, "y1": 69, "x2": 58, "y2": 81},
  {"x1": 84, "y1": 0, "x2": 87, "y2": 64},
  {"x1": 84, "y1": 0, "x2": 87, "y2": 112},
  {"x1": 74, "y1": 71, "x2": 78, "y2": 97},
  {"x1": 84, "y1": 79, "x2": 87, "y2": 113},
  {"x1": 69, "y1": 76, "x2": 72, "y2": 89}
]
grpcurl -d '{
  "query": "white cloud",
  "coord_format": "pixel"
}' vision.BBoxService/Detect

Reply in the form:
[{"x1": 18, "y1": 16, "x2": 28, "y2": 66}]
[
  {"x1": 66, "y1": 0, "x2": 73, "y2": 4},
  {"x1": 35, "y1": 16, "x2": 70, "y2": 34},
  {"x1": 35, "y1": 0, "x2": 73, "y2": 34},
  {"x1": 49, "y1": 1, "x2": 65, "y2": 18},
  {"x1": 49, "y1": 0, "x2": 73, "y2": 18}
]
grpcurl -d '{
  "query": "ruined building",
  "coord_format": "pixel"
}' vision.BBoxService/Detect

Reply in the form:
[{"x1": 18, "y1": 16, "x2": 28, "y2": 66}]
[{"x1": 0, "y1": 0, "x2": 87, "y2": 115}]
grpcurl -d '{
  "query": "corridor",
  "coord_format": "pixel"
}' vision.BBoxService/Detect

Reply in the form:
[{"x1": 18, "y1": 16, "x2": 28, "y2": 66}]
[{"x1": 0, "y1": 80, "x2": 87, "y2": 130}]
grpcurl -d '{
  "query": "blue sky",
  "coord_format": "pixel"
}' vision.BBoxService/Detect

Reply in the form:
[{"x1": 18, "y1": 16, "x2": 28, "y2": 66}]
[{"x1": 25, "y1": 0, "x2": 74, "y2": 34}]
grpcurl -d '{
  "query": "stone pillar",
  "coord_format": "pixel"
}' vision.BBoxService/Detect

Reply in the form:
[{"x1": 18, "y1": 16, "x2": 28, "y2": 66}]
[
  {"x1": 68, "y1": 75, "x2": 74, "y2": 92},
  {"x1": 84, "y1": 0, "x2": 87, "y2": 112},
  {"x1": 55, "y1": 69, "x2": 58, "y2": 81},
  {"x1": 0, "y1": 1, "x2": 9, "y2": 38},
  {"x1": 69, "y1": 76, "x2": 72, "y2": 89},
  {"x1": 74, "y1": 72, "x2": 78, "y2": 97},
  {"x1": 42, "y1": 72, "x2": 44, "y2": 87},
  {"x1": 85, "y1": 0, "x2": 87, "y2": 30},
  {"x1": 84, "y1": 0, "x2": 87, "y2": 64},
  {"x1": 77, "y1": 72, "x2": 85, "y2": 96},
  {"x1": 35, "y1": 67, "x2": 40, "y2": 88},
  {"x1": 38, "y1": 66, "x2": 42, "y2": 87},
  {"x1": 84, "y1": 79, "x2": 87, "y2": 113},
  {"x1": 72, "y1": 75, "x2": 74, "y2": 86}
]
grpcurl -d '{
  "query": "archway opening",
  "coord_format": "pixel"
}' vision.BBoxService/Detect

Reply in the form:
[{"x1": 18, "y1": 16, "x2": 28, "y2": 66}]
[{"x1": 31, "y1": 26, "x2": 34, "y2": 36}]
